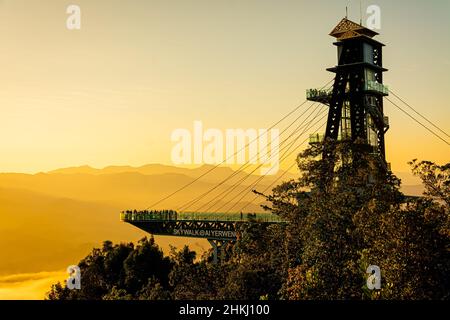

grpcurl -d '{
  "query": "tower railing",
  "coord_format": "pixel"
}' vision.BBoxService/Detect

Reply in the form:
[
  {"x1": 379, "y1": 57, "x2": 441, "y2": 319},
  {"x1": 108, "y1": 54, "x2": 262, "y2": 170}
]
[
  {"x1": 120, "y1": 210, "x2": 286, "y2": 223},
  {"x1": 309, "y1": 131, "x2": 352, "y2": 144},
  {"x1": 306, "y1": 88, "x2": 333, "y2": 101},
  {"x1": 364, "y1": 80, "x2": 389, "y2": 95}
]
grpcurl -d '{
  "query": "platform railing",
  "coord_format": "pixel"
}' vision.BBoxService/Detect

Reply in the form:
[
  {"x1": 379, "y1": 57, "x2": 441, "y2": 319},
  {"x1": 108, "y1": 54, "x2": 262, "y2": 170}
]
[
  {"x1": 120, "y1": 210, "x2": 286, "y2": 223},
  {"x1": 365, "y1": 80, "x2": 389, "y2": 95},
  {"x1": 306, "y1": 88, "x2": 333, "y2": 101}
]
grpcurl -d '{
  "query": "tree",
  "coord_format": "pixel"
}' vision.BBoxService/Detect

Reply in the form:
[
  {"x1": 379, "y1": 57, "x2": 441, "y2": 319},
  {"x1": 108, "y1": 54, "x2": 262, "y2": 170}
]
[
  {"x1": 264, "y1": 141, "x2": 449, "y2": 300},
  {"x1": 123, "y1": 237, "x2": 172, "y2": 294},
  {"x1": 47, "y1": 144, "x2": 450, "y2": 300},
  {"x1": 168, "y1": 246, "x2": 222, "y2": 299},
  {"x1": 264, "y1": 141, "x2": 401, "y2": 299},
  {"x1": 409, "y1": 159, "x2": 450, "y2": 209},
  {"x1": 138, "y1": 277, "x2": 171, "y2": 300},
  {"x1": 216, "y1": 222, "x2": 286, "y2": 300},
  {"x1": 46, "y1": 237, "x2": 173, "y2": 300}
]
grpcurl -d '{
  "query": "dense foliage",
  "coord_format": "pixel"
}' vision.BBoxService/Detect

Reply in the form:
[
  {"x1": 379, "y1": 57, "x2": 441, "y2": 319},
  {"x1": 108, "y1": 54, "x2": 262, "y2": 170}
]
[{"x1": 47, "y1": 142, "x2": 450, "y2": 300}]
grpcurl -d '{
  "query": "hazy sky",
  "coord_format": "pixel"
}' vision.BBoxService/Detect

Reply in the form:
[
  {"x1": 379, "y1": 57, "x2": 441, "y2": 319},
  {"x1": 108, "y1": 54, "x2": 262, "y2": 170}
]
[{"x1": 0, "y1": 0, "x2": 449, "y2": 173}]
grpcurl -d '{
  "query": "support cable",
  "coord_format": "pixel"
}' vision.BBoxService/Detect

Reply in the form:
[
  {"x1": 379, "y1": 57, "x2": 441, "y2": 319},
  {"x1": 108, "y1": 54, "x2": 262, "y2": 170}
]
[
  {"x1": 221, "y1": 114, "x2": 327, "y2": 214},
  {"x1": 176, "y1": 99, "x2": 319, "y2": 212},
  {"x1": 196, "y1": 107, "x2": 323, "y2": 212},
  {"x1": 237, "y1": 121, "x2": 327, "y2": 213},
  {"x1": 386, "y1": 97, "x2": 450, "y2": 147},
  {"x1": 146, "y1": 78, "x2": 334, "y2": 210},
  {"x1": 389, "y1": 89, "x2": 450, "y2": 138}
]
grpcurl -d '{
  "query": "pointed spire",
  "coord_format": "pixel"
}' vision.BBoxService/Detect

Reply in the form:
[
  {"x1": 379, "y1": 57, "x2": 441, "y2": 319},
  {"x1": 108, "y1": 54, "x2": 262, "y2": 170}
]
[{"x1": 359, "y1": 0, "x2": 363, "y2": 25}]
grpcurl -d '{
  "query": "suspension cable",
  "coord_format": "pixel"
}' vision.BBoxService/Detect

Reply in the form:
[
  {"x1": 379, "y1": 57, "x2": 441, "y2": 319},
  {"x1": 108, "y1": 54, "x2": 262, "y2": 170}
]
[
  {"x1": 389, "y1": 89, "x2": 450, "y2": 138},
  {"x1": 193, "y1": 103, "x2": 327, "y2": 213},
  {"x1": 386, "y1": 97, "x2": 450, "y2": 147},
  {"x1": 186, "y1": 103, "x2": 326, "y2": 211},
  {"x1": 220, "y1": 113, "x2": 327, "y2": 214},
  {"x1": 176, "y1": 99, "x2": 319, "y2": 212},
  {"x1": 238, "y1": 158, "x2": 297, "y2": 213},
  {"x1": 237, "y1": 121, "x2": 327, "y2": 213},
  {"x1": 177, "y1": 82, "x2": 334, "y2": 211},
  {"x1": 145, "y1": 78, "x2": 334, "y2": 210},
  {"x1": 209, "y1": 107, "x2": 327, "y2": 213}
]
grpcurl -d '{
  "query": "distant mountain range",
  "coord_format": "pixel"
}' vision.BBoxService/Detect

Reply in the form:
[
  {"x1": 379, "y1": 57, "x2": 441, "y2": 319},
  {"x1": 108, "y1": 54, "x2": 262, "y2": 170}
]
[
  {"x1": 0, "y1": 163, "x2": 424, "y2": 296},
  {"x1": 47, "y1": 163, "x2": 299, "y2": 185},
  {"x1": 0, "y1": 164, "x2": 298, "y2": 278}
]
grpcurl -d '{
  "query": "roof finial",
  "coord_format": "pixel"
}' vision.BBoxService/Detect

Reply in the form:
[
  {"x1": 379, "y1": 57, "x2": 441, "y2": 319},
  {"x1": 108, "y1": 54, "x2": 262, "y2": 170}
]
[
  {"x1": 346, "y1": 6, "x2": 348, "y2": 18},
  {"x1": 359, "y1": 0, "x2": 363, "y2": 25}
]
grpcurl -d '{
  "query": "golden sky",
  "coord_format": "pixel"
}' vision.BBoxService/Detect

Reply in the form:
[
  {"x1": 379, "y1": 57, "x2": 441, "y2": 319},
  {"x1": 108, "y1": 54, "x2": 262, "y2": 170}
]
[{"x1": 0, "y1": 0, "x2": 449, "y2": 174}]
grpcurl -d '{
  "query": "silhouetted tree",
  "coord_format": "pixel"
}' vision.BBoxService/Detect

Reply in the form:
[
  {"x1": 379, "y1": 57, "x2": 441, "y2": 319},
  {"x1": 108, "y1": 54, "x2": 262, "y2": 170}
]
[{"x1": 47, "y1": 143, "x2": 450, "y2": 300}]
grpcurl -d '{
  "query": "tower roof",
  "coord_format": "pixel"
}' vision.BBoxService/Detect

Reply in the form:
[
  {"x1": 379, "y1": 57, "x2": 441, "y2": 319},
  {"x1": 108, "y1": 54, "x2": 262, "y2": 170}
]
[{"x1": 330, "y1": 18, "x2": 378, "y2": 40}]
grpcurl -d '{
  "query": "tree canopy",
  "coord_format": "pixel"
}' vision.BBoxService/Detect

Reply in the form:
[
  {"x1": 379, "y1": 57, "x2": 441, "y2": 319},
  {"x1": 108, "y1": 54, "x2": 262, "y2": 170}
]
[{"x1": 47, "y1": 142, "x2": 450, "y2": 300}]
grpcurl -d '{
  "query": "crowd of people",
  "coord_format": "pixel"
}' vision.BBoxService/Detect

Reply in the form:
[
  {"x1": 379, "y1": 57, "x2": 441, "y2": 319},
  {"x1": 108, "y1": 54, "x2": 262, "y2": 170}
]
[{"x1": 121, "y1": 209, "x2": 178, "y2": 221}]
